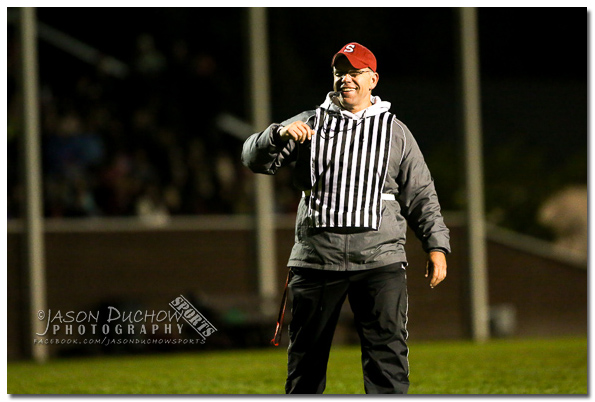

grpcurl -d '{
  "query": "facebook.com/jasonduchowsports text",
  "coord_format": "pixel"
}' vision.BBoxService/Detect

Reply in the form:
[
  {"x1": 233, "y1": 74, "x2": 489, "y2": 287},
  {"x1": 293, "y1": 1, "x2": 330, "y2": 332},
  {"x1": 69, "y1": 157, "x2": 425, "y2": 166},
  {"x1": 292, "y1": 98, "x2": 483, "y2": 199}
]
[{"x1": 33, "y1": 337, "x2": 205, "y2": 346}]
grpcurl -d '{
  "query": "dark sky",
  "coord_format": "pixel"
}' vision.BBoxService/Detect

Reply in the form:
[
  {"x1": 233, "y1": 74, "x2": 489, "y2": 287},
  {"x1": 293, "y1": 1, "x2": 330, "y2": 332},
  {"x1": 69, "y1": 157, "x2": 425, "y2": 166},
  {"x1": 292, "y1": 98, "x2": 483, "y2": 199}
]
[{"x1": 32, "y1": 7, "x2": 584, "y2": 83}]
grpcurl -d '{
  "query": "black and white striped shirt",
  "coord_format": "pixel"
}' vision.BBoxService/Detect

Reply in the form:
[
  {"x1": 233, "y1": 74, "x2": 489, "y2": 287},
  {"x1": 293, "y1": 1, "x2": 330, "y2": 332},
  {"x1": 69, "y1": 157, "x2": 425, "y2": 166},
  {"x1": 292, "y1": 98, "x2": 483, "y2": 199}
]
[{"x1": 308, "y1": 103, "x2": 394, "y2": 230}]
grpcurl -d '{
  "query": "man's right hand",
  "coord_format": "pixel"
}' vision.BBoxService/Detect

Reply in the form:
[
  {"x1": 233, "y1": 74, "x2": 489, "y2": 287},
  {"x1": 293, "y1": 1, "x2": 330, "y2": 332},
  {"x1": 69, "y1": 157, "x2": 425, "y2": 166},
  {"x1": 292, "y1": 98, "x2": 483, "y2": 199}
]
[{"x1": 279, "y1": 121, "x2": 314, "y2": 144}]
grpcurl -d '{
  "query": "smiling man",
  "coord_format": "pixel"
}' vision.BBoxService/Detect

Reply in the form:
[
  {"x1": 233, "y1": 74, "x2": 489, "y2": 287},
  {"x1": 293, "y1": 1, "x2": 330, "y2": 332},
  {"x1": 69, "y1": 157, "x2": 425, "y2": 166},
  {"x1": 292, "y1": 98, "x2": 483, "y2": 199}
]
[
  {"x1": 242, "y1": 42, "x2": 451, "y2": 394},
  {"x1": 332, "y1": 51, "x2": 378, "y2": 113}
]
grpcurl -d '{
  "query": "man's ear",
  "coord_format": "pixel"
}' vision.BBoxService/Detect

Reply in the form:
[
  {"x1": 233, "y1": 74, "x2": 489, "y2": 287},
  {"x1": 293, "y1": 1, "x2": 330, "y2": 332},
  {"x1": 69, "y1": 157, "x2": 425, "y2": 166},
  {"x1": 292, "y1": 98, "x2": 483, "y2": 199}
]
[{"x1": 370, "y1": 72, "x2": 379, "y2": 90}]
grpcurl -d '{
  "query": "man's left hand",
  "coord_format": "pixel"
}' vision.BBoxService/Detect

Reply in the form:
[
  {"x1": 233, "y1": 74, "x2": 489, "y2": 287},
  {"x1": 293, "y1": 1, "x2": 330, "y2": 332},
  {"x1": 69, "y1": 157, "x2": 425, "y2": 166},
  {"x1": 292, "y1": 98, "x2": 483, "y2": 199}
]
[{"x1": 425, "y1": 251, "x2": 447, "y2": 288}]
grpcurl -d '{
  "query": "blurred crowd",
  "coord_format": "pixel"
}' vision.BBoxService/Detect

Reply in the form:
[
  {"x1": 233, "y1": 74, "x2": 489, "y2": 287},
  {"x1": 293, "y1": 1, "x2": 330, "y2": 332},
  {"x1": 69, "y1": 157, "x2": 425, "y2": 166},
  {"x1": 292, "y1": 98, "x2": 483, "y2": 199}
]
[{"x1": 7, "y1": 31, "x2": 300, "y2": 220}]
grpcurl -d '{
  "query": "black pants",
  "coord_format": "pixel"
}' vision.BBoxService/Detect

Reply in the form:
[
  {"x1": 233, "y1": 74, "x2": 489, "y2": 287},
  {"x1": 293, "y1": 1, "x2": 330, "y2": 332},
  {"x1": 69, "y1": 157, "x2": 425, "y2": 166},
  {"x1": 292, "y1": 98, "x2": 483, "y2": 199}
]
[{"x1": 285, "y1": 263, "x2": 410, "y2": 394}]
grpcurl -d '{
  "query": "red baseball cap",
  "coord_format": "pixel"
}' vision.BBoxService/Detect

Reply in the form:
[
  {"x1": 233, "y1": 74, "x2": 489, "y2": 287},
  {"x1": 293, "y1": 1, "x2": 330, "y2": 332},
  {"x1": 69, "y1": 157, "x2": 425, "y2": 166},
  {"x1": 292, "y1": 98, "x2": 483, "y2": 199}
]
[{"x1": 331, "y1": 42, "x2": 377, "y2": 72}]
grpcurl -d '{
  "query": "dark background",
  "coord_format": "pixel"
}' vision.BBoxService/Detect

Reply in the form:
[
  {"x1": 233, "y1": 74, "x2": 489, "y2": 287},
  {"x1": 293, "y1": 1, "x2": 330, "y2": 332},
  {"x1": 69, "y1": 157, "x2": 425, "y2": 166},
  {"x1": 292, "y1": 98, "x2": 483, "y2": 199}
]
[
  {"x1": 5, "y1": 6, "x2": 587, "y2": 361},
  {"x1": 7, "y1": 7, "x2": 586, "y2": 241}
]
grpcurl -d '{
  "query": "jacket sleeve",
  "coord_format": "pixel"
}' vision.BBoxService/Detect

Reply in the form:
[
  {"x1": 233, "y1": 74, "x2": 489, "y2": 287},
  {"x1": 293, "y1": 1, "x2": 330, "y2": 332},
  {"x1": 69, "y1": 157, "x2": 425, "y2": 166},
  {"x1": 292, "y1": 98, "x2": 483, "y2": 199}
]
[
  {"x1": 395, "y1": 121, "x2": 451, "y2": 254},
  {"x1": 241, "y1": 111, "x2": 314, "y2": 175}
]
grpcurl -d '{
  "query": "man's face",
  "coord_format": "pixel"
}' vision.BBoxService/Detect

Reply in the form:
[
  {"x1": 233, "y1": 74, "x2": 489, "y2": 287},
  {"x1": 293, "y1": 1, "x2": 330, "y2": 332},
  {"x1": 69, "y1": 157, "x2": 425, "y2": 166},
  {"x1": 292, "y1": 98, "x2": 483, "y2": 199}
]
[{"x1": 332, "y1": 56, "x2": 379, "y2": 114}]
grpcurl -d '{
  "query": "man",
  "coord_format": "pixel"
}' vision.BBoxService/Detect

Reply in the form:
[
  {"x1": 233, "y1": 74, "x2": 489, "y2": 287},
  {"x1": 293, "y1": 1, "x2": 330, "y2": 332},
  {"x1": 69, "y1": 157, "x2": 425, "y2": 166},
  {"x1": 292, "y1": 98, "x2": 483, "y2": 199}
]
[{"x1": 242, "y1": 42, "x2": 450, "y2": 394}]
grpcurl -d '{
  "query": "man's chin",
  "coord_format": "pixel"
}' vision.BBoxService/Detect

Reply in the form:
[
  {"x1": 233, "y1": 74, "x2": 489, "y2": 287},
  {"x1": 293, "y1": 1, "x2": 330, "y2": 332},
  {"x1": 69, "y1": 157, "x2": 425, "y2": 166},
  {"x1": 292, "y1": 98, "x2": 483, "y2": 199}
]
[{"x1": 338, "y1": 97, "x2": 356, "y2": 110}]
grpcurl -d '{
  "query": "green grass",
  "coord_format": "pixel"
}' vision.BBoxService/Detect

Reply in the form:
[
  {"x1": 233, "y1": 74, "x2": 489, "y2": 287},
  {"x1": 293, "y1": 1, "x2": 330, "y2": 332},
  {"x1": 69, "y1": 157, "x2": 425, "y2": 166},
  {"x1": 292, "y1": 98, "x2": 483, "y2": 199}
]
[{"x1": 7, "y1": 337, "x2": 587, "y2": 394}]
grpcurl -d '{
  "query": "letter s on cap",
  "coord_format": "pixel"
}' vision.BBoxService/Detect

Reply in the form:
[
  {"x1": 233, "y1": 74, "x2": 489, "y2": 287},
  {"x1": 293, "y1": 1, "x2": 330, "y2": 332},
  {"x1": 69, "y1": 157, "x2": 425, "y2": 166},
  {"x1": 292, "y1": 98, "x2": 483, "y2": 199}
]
[{"x1": 344, "y1": 44, "x2": 355, "y2": 53}]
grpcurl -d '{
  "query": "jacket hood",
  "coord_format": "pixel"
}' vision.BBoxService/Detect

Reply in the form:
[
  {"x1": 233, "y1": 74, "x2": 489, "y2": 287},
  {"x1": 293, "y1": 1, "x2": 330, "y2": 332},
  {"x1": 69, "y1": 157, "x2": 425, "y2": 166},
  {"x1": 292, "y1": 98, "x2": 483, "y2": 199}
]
[{"x1": 319, "y1": 92, "x2": 391, "y2": 119}]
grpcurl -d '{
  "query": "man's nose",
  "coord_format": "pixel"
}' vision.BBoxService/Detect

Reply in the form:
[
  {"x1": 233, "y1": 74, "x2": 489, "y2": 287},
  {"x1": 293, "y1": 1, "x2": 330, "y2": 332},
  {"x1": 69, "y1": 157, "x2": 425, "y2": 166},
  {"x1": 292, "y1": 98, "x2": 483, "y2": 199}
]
[{"x1": 341, "y1": 74, "x2": 353, "y2": 84}]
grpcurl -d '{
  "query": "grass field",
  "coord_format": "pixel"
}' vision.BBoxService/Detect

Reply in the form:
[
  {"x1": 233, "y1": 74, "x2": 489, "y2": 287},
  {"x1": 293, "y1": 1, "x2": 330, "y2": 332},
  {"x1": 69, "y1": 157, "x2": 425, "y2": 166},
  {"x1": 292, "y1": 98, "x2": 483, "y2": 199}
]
[{"x1": 7, "y1": 336, "x2": 587, "y2": 394}]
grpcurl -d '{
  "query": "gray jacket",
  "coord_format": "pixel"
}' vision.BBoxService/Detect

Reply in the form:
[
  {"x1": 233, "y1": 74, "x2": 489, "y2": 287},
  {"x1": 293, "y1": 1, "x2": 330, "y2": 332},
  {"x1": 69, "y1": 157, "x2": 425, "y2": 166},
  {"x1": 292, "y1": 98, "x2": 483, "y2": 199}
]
[{"x1": 242, "y1": 94, "x2": 450, "y2": 271}]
